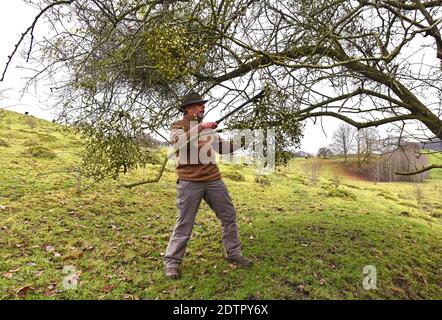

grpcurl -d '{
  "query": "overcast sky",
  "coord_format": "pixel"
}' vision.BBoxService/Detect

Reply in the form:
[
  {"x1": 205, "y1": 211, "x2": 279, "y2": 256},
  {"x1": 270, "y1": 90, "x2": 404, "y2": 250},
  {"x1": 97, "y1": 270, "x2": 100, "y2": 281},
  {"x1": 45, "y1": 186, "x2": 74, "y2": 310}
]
[{"x1": 0, "y1": 0, "x2": 351, "y2": 154}]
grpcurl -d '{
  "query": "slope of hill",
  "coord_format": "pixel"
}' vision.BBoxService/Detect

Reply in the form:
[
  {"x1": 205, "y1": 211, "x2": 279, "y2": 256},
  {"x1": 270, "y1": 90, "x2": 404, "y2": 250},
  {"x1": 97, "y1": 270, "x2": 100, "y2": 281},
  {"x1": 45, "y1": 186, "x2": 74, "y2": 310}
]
[
  {"x1": 308, "y1": 154, "x2": 442, "y2": 182},
  {"x1": 0, "y1": 109, "x2": 441, "y2": 299}
]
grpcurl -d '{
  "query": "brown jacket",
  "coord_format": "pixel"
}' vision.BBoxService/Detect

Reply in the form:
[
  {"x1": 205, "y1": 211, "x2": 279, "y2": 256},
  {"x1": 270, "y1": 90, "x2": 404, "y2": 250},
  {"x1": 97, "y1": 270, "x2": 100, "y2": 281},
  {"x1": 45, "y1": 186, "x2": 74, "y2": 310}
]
[{"x1": 170, "y1": 115, "x2": 240, "y2": 181}]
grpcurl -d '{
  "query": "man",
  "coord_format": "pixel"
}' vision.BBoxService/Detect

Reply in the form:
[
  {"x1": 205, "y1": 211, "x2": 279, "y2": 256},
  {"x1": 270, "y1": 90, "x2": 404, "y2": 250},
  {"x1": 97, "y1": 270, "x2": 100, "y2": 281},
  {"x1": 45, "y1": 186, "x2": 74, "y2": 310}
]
[{"x1": 164, "y1": 92, "x2": 252, "y2": 279}]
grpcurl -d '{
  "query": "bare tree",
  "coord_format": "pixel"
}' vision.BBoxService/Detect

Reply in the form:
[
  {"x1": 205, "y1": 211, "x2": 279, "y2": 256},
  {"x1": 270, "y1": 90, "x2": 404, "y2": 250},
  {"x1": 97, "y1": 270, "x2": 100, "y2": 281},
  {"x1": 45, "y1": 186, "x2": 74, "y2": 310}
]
[
  {"x1": 372, "y1": 141, "x2": 430, "y2": 182},
  {"x1": 317, "y1": 146, "x2": 333, "y2": 159},
  {"x1": 332, "y1": 123, "x2": 356, "y2": 162},
  {"x1": 2, "y1": 0, "x2": 442, "y2": 179},
  {"x1": 302, "y1": 158, "x2": 322, "y2": 185},
  {"x1": 356, "y1": 127, "x2": 381, "y2": 168}
]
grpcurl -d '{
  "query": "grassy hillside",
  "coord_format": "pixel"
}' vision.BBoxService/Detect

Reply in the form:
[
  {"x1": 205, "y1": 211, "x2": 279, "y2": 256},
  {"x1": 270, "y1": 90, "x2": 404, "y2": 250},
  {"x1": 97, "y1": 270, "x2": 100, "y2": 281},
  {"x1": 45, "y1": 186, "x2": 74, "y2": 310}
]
[
  {"x1": 312, "y1": 153, "x2": 442, "y2": 181},
  {"x1": 0, "y1": 109, "x2": 441, "y2": 300}
]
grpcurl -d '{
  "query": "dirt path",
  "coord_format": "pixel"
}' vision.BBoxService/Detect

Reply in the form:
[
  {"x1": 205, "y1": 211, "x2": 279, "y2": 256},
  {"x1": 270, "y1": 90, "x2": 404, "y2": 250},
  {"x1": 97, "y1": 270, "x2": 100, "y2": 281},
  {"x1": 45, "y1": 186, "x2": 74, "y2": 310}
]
[{"x1": 320, "y1": 159, "x2": 372, "y2": 182}]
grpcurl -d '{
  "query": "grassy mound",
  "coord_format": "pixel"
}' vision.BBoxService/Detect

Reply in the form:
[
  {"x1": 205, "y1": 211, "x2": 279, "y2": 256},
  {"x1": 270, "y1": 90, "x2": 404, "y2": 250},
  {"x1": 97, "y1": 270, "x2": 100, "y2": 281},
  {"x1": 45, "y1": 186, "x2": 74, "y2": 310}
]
[
  {"x1": 24, "y1": 146, "x2": 57, "y2": 159},
  {"x1": 223, "y1": 170, "x2": 246, "y2": 182},
  {"x1": 325, "y1": 187, "x2": 357, "y2": 200},
  {"x1": 255, "y1": 174, "x2": 271, "y2": 186}
]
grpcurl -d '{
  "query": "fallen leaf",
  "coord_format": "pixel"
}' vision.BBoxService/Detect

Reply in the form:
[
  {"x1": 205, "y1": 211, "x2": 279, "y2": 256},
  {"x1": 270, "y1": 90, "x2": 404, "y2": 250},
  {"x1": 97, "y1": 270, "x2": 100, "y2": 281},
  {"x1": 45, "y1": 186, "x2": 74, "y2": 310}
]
[
  {"x1": 16, "y1": 285, "x2": 35, "y2": 298},
  {"x1": 64, "y1": 250, "x2": 83, "y2": 260},
  {"x1": 102, "y1": 284, "x2": 114, "y2": 293}
]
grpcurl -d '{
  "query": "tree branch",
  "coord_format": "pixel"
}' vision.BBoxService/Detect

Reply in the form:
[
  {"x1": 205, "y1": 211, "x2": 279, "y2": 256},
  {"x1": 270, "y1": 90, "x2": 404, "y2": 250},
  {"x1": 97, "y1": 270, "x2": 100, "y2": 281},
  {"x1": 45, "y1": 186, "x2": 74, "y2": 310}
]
[
  {"x1": 395, "y1": 164, "x2": 442, "y2": 176},
  {"x1": 296, "y1": 111, "x2": 416, "y2": 129},
  {"x1": 1, "y1": 0, "x2": 76, "y2": 82}
]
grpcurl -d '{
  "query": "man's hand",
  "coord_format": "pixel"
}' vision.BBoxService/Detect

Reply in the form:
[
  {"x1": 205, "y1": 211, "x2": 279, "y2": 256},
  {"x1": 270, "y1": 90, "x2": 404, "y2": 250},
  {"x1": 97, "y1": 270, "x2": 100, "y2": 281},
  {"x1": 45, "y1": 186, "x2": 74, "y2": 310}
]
[{"x1": 201, "y1": 122, "x2": 218, "y2": 130}]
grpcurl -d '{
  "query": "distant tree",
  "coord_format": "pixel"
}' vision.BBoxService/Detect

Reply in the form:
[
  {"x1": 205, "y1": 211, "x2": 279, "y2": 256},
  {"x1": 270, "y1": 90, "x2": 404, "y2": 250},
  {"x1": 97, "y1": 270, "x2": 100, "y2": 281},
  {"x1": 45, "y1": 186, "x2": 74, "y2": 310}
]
[
  {"x1": 356, "y1": 128, "x2": 381, "y2": 168},
  {"x1": 294, "y1": 151, "x2": 312, "y2": 158},
  {"x1": 372, "y1": 142, "x2": 430, "y2": 182},
  {"x1": 421, "y1": 140, "x2": 442, "y2": 152},
  {"x1": 317, "y1": 147, "x2": 333, "y2": 159},
  {"x1": 302, "y1": 158, "x2": 322, "y2": 185},
  {"x1": 331, "y1": 123, "x2": 356, "y2": 162}
]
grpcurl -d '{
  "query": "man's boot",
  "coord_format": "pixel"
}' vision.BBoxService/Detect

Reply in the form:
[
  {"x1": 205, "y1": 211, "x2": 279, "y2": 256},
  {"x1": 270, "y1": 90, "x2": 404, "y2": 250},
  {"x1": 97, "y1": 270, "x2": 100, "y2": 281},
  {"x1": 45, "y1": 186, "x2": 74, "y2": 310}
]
[
  {"x1": 226, "y1": 256, "x2": 253, "y2": 268},
  {"x1": 165, "y1": 265, "x2": 180, "y2": 280}
]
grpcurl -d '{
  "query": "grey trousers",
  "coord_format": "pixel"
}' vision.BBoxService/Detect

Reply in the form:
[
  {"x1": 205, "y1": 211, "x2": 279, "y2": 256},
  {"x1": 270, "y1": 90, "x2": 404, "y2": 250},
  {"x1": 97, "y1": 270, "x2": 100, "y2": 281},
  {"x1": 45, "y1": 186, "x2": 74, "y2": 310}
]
[{"x1": 164, "y1": 178, "x2": 243, "y2": 267}]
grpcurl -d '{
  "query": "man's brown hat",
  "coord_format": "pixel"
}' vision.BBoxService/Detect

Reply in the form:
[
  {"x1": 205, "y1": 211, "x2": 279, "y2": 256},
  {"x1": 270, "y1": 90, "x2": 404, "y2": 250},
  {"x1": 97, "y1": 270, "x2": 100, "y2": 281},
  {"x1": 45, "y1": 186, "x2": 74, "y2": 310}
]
[{"x1": 179, "y1": 92, "x2": 208, "y2": 110}]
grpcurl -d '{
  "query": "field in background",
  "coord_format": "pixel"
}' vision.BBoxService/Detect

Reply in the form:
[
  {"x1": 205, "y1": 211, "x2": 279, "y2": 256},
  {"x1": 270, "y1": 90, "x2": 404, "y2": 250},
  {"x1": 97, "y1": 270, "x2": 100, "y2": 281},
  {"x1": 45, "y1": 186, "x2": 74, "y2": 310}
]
[{"x1": 0, "y1": 110, "x2": 441, "y2": 299}]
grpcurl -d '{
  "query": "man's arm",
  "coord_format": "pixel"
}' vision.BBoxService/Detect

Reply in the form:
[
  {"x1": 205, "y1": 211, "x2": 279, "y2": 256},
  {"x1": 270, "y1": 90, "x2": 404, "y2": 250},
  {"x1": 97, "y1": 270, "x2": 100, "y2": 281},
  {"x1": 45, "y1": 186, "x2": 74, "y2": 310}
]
[
  {"x1": 211, "y1": 134, "x2": 245, "y2": 154},
  {"x1": 170, "y1": 121, "x2": 218, "y2": 150}
]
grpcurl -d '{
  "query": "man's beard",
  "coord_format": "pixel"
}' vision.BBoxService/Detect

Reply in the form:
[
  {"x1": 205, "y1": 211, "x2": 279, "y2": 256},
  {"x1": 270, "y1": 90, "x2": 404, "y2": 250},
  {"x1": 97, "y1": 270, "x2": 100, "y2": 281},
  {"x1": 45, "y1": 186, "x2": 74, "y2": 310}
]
[
  {"x1": 196, "y1": 112, "x2": 204, "y2": 122},
  {"x1": 186, "y1": 111, "x2": 204, "y2": 122}
]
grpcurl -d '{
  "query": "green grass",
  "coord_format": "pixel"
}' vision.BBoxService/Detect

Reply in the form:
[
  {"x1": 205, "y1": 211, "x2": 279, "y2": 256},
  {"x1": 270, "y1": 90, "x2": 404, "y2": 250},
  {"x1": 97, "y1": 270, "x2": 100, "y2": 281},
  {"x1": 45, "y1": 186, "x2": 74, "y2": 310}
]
[
  {"x1": 426, "y1": 152, "x2": 442, "y2": 180},
  {"x1": 0, "y1": 109, "x2": 441, "y2": 300}
]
